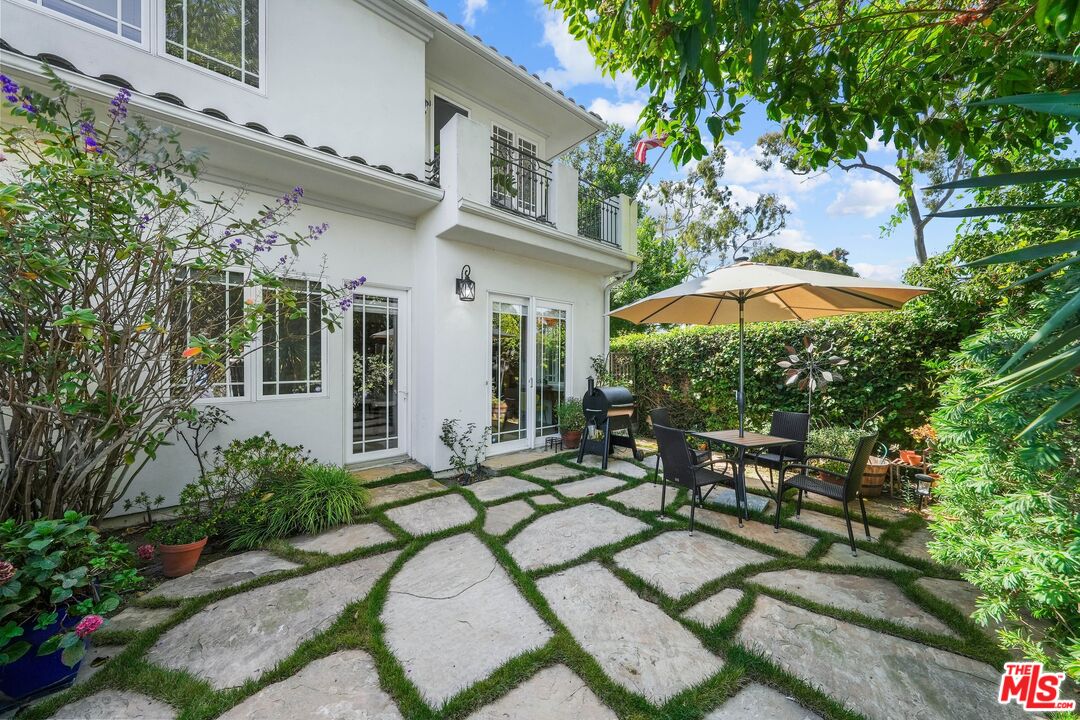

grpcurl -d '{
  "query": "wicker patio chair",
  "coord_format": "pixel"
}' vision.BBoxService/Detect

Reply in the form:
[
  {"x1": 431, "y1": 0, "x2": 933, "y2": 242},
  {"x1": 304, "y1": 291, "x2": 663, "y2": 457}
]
[
  {"x1": 745, "y1": 411, "x2": 809, "y2": 489},
  {"x1": 773, "y1": 433, "x2": 878, "y2": 555},
  {"x1": 649, "y1": 407, "x2": 712, "y2": 482},
  {"x1": 654, "y1": 424, "x2": 738, "y2": 534}
]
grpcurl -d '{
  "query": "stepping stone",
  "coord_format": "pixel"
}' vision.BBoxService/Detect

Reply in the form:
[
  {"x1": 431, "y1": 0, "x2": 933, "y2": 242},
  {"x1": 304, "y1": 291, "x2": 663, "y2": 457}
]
[
  {"x1": 820, "y1": 543, "x2": 914, "y2": 571},
  {"x1": 809, "y1": 495, "x2": 910, "y2": 523},
  {"x1": 554, "y1": 475, "x2": 626, "y2": 498},
  {"x1": 523, "y1": 464, "x2": 582, "y2": 482},
  {"x1": 738, "y1": 596, "x2": 1027, "y2": 720},
  {"x1": 747, "y1": 569, "x2": 956, "y2": 636},
  {"x1": 609, "y1": 482, "x2": 667, "y2": 511},
  {"x1": 216, "y1": 650, "x2": 401, "y2": 719},
  {"x1": 465, "y1": 664, "x2": 616, "y2": 720},
  {"x1": 894, "y1": 528, "x2": 935, "y2": 563},
  {"x1": 705, "y1": 488, "x2": 771, "y2": 513},
  {"x1": 677, "y1": 506, "x2": 817, "y2": 556},
  {"x1": 465, "y1": 475, "x2": 543, "y2": 502},
  {"x1": 383, "y1": 534, "x2": 551, "y2": 706},
  {"x1": 288, "y1": 522, "x2": 394, "y2": 554},
  {"x1": 50, "y1": 691, "x2": 175, "y2": 719},
  {"x1": 916, "y1": 577, "x2": 1002, "y2": 639},
  {"x1": 507, "y1": 504, "x2": 648, "y2": 571},
  {"x1": 106, "y1": 606, "x2": 176, "y2": 633},
  {"x1": 483, "y1": 500, "x2": 533, "y2": 535},
  {"x1": 75, "y1": 644, "x2": 124, "y2": 686},
  {"x1": 147, "y1": 551, "x2": 398, "y2": 690},
  {"x1": 531, "y1": 494, "x2": 561, "y2": 506},
  {"x1": 705, "y1": 683, "x2": 821, "y2": 720},
  {"x1": 614, "y1": 531, "x2": 771, "y2": 598},
  {"x1": 786, "y1": 509, "x2": 880, "y2": 542},
  {"x1": 351, "y1": 459, "x2": 427, "y2": 484},
  {"x1": 572, "y1": 456, "x2": 649, "y2": 479},
  {"x1": 143, "y1": 551, "x2": 299, "y2": 600},
  {"x1": 368, "y1": 478, "x2": 445, "y2": 508},
  {"x1": 384, "y1": 494, "x2": 476, "y2": 535},
  {"x1": 538, "y1": 562, "x2": 723, "y2": 703},
  {"x1": 683, "y1": 588, "x2": 745, "y2": 627}
]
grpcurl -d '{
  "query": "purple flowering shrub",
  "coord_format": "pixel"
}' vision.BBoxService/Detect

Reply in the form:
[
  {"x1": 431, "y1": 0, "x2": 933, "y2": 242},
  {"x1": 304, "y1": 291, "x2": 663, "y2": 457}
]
[{"x1": 0, "y1": 65, "x2": 366, "y2": 521}]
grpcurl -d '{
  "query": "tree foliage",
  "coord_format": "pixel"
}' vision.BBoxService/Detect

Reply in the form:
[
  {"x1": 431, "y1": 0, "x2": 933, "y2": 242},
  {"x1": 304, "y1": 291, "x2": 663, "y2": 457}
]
[
  {"x1": 565, "y1": 123, "x2": 651, "y2": 200},
  {"x1": 610, "y1": 216, "x2": 693, "y2": 336},
  {"x1": 750, "y1": 245, "x2": 856, "y2": 275}
]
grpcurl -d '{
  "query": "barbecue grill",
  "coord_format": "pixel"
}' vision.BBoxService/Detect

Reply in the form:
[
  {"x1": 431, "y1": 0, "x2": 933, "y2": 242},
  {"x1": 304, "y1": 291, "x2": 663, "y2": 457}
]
[{"x1": 578, "y1": 378, "x2": 644, "y2": 469}]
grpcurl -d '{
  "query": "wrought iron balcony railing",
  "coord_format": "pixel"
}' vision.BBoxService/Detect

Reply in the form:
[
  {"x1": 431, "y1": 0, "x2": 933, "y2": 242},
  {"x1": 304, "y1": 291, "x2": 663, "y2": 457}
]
[
  {"x1": 490, "y1": 136, "x2": 552, "y2": 224},
  {"x1": 577, "y1": 179, "x2": 620, "y2": 246}
]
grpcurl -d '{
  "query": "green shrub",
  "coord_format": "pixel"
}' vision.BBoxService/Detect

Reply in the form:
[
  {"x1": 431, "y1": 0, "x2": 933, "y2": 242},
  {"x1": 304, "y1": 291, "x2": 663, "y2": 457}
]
[
  {"x1": 226, "y1": 464, "x2": 368, "y2": 550},
  {"x1": 557, "y1": 397, "x2": 585, "y2": 431},
  {"x1": 806, "y1": 424, "x2": 867, "y2": 476}
]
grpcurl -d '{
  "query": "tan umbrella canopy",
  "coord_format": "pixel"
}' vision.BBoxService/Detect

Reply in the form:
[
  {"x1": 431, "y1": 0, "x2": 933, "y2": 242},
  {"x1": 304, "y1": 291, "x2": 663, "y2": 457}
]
[{"x1": 609, "y1": 262, "x2": 930, "y2": 434}]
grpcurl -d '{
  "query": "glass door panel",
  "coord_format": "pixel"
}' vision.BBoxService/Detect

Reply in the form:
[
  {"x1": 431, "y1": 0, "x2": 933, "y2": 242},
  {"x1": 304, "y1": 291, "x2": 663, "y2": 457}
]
[
  {"x1": 535, "y1": 304, "x2": 566, "y2": 438},
  {"x1": 352, "y1": 293, "x2": 400, "y2": 457},
  {"x1": 491, "y1": 299, "x2": 528, "y2": 446}
]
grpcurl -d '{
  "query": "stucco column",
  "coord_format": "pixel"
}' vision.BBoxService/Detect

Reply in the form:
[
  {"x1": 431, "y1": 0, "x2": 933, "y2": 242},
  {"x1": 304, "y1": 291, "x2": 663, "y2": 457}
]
[{"x1": 550, "y1": 162, "x2": 579, "y2": 234}]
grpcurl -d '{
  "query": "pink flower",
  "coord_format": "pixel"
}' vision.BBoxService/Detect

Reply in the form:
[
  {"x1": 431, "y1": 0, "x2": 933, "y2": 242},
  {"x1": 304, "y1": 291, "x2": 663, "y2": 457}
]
[
  {"x1": 137, "y1": 544, "x2": 154, "y2": 561},
  {"x1": 74, "y1": 615, "x2": 103, "y2": 638},
  {"x1": 0, "y1": 561, "x2": 14, "y2": 585}
]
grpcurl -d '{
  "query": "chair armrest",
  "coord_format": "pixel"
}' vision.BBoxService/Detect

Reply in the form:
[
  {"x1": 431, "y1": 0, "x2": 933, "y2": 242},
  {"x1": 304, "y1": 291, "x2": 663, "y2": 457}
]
[
  {"x1": 781, "y1": 463, "x2": 847, "y2": 483},
  {"x1": 805, "y1": 454, "x2": 854, "y2": 466}
]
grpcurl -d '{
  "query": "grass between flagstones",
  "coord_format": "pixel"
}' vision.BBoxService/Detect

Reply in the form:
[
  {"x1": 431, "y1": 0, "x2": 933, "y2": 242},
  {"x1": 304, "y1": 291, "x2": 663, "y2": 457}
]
[{"x1": 23, "y1": 455, "x2": 1009, "y2": 720}]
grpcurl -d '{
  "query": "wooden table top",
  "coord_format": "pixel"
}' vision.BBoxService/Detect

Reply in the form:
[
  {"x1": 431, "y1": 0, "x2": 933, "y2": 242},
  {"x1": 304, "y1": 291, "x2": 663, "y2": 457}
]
[{"x1": 691, "y1": 430, "x2": 798, "y2": 449}]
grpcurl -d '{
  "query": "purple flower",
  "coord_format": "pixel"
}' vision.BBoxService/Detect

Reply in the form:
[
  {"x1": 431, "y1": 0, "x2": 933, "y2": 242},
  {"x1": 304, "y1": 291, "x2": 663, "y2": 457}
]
[
  {"x1": 109, "y1": 87, "x2": 131, "y2": 122},
  {"x1": 307, "y1": 222, "x2": 329, "y2": 240},
  {"x1": 228, "y1": 237, "x2": 243, "y2": 250},
  {"x1": 79, "y1": 121, "x2": 101, "y2": 153},
  {"x1": 1, "y1": 74, "x2": 18, "y2": 104},
  {"x1": 20, "y1": 100, "x2": 36, "y2": 115},
  {"x1": 343, "y1": 275, "x2": 367, "y2": 291},
  {"x1": 278, "y1": 255, "x2": 287, "y2": 265},
  {"x1": 338, "y1": 296, "x2": 353, "y2": 312}
]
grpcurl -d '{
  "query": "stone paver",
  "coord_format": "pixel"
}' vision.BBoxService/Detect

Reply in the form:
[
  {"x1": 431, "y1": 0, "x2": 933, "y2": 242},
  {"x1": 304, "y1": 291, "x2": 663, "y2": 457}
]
[
  {"x1": 483, "y1": 448, "x2": 561, "y2": 471},
  {"x1": 916, "y1": 577, "x2": 1001, "y2": 639},
  {"x1": 383, "y1": 534, "x2": 551, "y2": 706},
  {"x1": 705, "y1": 488, "x2": 771, "y2": 513},
  {"x1": 288, "y1": 522, "x2": 394, "y2": 555},
  {"x1": 50, "y1": 691, "x2": 175, "y2": 720},
  {"x1": 553, "y1": 475, "x2": 626, "y2": 498},
  {"x1": 384, "y1": 494, "x2": 476, "y2": 535},
  {"x1": 614, "y1": 531, "x2": 771, "y2": 598},
  {"x1": 608, "y1": 482, "x2": 666, "y2": 511},
  {"x1": 465, "y1": 664, "x2": 617, "y2": 720},
  {"x1": 507, "y1": 504, "x2": 648, "y2": 571},
  {"x1": 572, "y1": 456, "x2": 649, "y2": 479},
  {"x1": 352, "y1": 459, "x2": 427, "y2": 484},
  {"x1": 75, "y1": 644, "x2": 124, "y2": 686},
  {"x1": 738, "y1": 596, "x2": 1026, "y2": 720},
  {"x1": 144, "y1": 551, "x2": 299, "y2": 600},
  {"x1": 705, "y1": 683, "x2": 822, "y2": 720},
  {"x1": 747, "y1": 569, "x2": 955, "y2": 636},
  {"x1": 683, "y1": 588, "x2": 745, "y2": 627},
  {"x1": 531, "y1": 494, "x2": 561, "y2": 506},
  {"x1": 808, "y1": 495, "x2": 910, "y2": 523},
  {"x1": 786, "y1": 509, "x2": 881, "y2": 542},
  {"x1": 216, "y1": 650, "x2": 401, "y2": 720},
  {"x1": 894, "y1": 528, "x2": 934, "y2": 563},
  {"x1": 368, "y1": 478, "x2": 445, "y2": 508},
  {"x1": 147, "y1": 551, "x2": 398, "y2": 689},
  {"x1": 677, "y1": 506, "x2": 817, "y2": 556},
  {"x1": 106, "y1": 606, "x2": 176, "y2": 634},
  {"x1": 483, "y1": 500, "x2": 533, "y2": 535},
  {"x1": 820, "y1": 543, "x2": 914, "y2": 571},
  {"x1": 465, "y1": 475, "x2": 543, "y2": 503},
  {"x1": 523, "y1": 464, "x2": 582, "y2": 482},
  {"x1": 538, "y1": 562, "x2": 723, "y2": 703}
]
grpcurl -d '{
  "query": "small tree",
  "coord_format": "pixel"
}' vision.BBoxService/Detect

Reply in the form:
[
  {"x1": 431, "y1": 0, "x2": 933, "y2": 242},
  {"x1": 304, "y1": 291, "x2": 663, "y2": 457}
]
[{"x1": 0, "y1": 67, "x2": 364, "y2": 521}]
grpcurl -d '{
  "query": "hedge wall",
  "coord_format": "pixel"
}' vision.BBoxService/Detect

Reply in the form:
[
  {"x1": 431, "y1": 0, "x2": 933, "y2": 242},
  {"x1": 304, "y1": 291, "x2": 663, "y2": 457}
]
[{"x1": 609, "y1": 304, "x2": 964, "y2": 446}]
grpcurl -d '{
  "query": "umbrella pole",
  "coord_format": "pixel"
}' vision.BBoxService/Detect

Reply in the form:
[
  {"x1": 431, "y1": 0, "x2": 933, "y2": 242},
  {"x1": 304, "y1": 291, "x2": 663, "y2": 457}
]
[{"x1": 738, "y1": 296, "x2": 745, "y2": 437}]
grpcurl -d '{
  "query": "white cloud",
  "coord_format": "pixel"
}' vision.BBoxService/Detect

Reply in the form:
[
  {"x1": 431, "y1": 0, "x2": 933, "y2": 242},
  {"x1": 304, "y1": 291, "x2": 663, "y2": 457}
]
[
  {"x1": 721, "y1": 142, "x2": 829, "y2": 198},
  {"x1": 827, "y1": 177, "x2": 899, "y2": 218},
  {"x1": 463, "y1": 0, "x2": 487, "y2": 25},
  {"x1": 771, "y1": 227, "x2": 817, "y2": 252},
  {"x1": 537, "y1": 9, "x2": 637, "y2": 96},
  {"x1": 727, "y1": 184, "x2": 760, "y2": 207},
  {"x1": 852, "y1": 258, "x2": 913, "y2": 282},
  {"x1": 587, "y1": 98, "x2": 644, "y2": 130}
]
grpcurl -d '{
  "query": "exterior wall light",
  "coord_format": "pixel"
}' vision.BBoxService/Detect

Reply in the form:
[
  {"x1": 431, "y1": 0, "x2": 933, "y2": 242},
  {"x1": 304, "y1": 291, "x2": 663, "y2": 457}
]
[{"x1": 456, "y1": 264, "x2": 476, "y2": 301}]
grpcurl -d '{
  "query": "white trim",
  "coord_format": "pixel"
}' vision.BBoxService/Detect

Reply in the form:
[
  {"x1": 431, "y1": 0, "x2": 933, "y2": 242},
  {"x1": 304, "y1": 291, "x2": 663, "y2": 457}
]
[
  {"x1": 191, "y1": 273, "x2": 256, "y2": 405},
  {"x1": 255, "y1": 276, "x2": 330, "y2": 401},
  {"x1": 155, "y1": 0, "x2": 267, "y2": 95},
  {"x1": 12, "y1": 0, "x2": 151, "y2": 50}
]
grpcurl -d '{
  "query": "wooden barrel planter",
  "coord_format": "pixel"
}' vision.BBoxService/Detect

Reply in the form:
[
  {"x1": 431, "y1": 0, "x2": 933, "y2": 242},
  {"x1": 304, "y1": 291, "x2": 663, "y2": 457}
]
[{"x1": 860, "y1": 457, "x2": 890, "y2": 498}]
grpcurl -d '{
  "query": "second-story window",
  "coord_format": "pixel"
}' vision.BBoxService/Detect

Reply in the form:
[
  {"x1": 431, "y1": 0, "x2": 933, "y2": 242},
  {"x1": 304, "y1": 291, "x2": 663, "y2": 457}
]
[
  {"x1": 21, "y1": 0, "x2": 145, "y2": 44},
  {"x1": 164, "y1": 0, "x2": 261, "y2": 88}
]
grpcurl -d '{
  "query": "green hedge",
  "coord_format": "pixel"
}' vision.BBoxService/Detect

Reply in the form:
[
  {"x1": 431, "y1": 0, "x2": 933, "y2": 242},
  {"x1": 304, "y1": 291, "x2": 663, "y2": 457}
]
[{"x1": 610, "y1": 304, "x2": 963, "y2": 445}]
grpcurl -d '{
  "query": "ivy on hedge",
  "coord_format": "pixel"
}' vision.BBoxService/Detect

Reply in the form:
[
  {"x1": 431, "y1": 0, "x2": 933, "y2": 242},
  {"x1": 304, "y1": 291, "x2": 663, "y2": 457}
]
[{"x1": 610, "y1": 303, "x2": 963, "y2": 445}]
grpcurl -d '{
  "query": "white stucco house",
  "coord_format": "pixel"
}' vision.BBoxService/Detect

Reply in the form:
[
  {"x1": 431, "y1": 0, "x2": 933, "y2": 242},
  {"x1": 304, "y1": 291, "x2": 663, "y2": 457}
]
[{"x1": 0, "y1": 0, "x2": 639, "y2": 512}]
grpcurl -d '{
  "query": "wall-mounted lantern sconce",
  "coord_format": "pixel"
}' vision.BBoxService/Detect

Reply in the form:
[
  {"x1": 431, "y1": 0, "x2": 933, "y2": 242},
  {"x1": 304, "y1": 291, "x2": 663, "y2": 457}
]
[{"x1": 456, "y1": 264, "x2": 476, "y2": 301}]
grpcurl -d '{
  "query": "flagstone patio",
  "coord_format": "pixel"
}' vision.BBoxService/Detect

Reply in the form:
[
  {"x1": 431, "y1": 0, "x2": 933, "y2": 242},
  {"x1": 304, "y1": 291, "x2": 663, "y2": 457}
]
[{"x1": 46, "y1": 455, "x2": 1040, "y2": 720}]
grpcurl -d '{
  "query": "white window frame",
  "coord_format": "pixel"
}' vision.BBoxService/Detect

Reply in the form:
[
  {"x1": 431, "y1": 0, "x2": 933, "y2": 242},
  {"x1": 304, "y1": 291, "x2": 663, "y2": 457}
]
[
  {"x1": 256, "y1": 277, "x2": 329, "y2": 400},
  {"x1": 157, "y1": 0, "x2": 267, "y2": 94},
  {"x1": 14, "y1": 0, "x2": 151, "y2": 50}
]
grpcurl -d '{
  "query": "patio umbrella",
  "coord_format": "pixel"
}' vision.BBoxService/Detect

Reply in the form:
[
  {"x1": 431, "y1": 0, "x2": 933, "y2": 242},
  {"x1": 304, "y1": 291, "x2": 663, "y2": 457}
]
[{"x1": 609, "y1": 262, "x2": 930, "y2": 435}]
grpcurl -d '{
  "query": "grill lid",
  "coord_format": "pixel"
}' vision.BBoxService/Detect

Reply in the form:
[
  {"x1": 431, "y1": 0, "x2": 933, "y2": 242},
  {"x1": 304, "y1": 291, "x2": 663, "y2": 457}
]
[{"x1": 583, "y1": 383, "x2": 634, "y2": 412}]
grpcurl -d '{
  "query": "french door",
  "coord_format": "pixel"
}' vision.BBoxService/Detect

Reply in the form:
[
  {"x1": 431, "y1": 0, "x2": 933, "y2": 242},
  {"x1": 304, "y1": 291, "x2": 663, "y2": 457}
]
[
  {"x1": 348, "y1": 289, "x2": 407, "y2": 462},
  {"x1": 489, "y1": 294, "x2": 570, "y2": 453}
]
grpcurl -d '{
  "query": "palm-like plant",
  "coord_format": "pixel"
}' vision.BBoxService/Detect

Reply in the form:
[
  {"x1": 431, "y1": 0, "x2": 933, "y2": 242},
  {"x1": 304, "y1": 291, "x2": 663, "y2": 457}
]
[{"x1": 778, "y1": 335, "x2": 849, "y2": 416}]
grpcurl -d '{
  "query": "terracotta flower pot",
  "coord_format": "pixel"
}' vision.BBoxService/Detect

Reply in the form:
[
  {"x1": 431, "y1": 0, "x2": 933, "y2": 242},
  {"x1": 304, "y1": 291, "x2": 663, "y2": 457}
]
[
  {"x1": 561, "y1": 430, "x2": 582, "y2": 449},
  {"x1": 158, "y1": 537, "x2": 207, "y2": 578}
]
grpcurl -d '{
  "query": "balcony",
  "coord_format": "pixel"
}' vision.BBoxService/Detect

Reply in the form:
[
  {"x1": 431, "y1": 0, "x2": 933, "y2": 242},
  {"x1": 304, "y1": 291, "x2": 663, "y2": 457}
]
[{"x1": 426, "y1": 114, "x2": 637, "y2": 273}]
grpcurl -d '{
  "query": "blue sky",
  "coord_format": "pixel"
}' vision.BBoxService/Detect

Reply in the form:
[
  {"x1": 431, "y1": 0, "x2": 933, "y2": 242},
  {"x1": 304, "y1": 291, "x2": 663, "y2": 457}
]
[{"x1": 429, "y1": 0, "x2": 965, "y2": 280}]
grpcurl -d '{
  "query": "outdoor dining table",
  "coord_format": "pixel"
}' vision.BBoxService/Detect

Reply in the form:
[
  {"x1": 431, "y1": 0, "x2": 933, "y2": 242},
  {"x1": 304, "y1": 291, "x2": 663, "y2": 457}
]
[{"x1": 689, "y1": 430, "x2": 798, "y2": 524}]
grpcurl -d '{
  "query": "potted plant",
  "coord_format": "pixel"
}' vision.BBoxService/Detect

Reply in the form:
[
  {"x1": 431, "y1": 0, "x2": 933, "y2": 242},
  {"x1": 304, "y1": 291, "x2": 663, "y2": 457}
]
[
  {"x1": 0, "y1": 512, "x2": 141, "y2": 705},
  {"x1": 557, "y1": 397, "x2": 585, "y2": 449},
  {"x1": 148, "y1": 519, "x2": 209, "y2": 578}
]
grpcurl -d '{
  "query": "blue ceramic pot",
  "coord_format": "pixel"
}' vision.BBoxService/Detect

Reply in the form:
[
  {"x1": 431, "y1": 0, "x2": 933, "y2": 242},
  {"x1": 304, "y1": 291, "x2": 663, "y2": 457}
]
[{"x1": 0, "y1": 608, "x2": 86, "y2": 708}]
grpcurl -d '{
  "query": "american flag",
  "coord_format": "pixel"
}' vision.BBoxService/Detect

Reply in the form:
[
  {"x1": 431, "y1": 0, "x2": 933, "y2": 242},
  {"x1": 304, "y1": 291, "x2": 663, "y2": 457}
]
[{"x1": 634, "y1": 133, "x2": 668, "y2": 163}]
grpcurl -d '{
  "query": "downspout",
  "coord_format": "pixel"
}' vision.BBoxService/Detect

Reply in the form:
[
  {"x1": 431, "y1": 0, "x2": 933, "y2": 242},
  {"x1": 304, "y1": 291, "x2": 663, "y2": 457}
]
[{"x1": 603, "y1": 260, "x2": 639, "y2": 354}]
